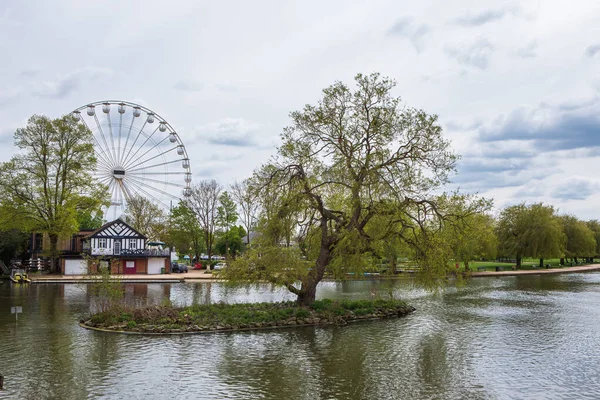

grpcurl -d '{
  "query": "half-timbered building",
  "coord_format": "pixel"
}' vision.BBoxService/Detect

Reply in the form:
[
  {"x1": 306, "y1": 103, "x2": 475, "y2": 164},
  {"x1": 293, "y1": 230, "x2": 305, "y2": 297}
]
[{"x1": 60, "y1": 218, "x2": 170, "y2": 275}]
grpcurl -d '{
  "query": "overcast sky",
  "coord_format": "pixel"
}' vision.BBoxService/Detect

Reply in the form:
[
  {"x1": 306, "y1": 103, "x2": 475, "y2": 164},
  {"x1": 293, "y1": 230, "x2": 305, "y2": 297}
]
[{"x1": 1, "y1": 0, "x2": 600, "y2": 219}]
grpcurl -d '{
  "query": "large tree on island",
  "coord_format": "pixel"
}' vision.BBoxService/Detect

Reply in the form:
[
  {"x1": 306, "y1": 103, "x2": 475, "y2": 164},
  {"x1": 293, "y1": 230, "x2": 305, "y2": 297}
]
[
  {"x1": 0, "y1": 115, "x2": 108, "y2": 273},
  {"x1": 225, "y1": 73, "x2": 462, "y2": 305}
]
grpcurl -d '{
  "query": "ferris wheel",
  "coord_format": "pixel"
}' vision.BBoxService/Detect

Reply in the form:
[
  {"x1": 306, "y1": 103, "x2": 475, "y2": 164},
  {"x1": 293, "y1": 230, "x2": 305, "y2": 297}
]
[{"x1": 72, "y1": 100, "x2": 192, "y2": 221}]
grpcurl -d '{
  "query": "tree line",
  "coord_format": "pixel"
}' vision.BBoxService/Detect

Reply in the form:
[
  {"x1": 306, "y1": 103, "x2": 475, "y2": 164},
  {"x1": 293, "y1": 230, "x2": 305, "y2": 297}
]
[{"x1": 1, "y1": 73, "x2": 598, "y2": 307}]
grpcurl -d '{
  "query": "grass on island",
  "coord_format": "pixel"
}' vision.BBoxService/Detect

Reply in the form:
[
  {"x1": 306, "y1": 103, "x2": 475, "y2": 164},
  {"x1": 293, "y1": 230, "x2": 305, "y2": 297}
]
[{"x1": 83, "y1": 298, "x2": 415, "y2": 333}]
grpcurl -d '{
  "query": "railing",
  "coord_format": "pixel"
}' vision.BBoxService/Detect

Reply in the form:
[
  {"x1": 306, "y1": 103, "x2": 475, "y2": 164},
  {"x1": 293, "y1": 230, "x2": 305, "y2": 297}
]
[{"x1": 89, "y1": 248, "x2": 170, "y2": 257}]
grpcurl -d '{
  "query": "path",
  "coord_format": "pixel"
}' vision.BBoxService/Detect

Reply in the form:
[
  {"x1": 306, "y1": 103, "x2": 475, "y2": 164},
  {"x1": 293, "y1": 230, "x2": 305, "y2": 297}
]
[{"x1": 470, "y1": 264, "x2": 600, "y2": 277}]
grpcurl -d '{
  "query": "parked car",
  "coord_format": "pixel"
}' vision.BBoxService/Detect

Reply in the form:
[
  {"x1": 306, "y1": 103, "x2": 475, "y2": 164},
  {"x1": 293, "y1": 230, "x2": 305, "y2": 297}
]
[
  {"x1": 213, "y1": 262, "x2": 227, "y2": 271},
  {"x1": 171, "y1": 263, "x2": 188, "y2": 273}
]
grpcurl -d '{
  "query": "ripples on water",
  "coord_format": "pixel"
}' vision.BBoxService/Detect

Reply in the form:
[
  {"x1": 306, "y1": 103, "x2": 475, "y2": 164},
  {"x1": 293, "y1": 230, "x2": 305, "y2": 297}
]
[{"x1": 2, "y1": 274, "x2": 600, "y2": 399}]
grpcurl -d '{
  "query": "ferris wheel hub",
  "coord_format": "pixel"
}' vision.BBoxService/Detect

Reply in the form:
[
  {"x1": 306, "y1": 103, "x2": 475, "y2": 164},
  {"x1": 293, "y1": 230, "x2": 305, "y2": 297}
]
[{"x1": 113, "y1": 168, "x2": 125, "y2": 179}]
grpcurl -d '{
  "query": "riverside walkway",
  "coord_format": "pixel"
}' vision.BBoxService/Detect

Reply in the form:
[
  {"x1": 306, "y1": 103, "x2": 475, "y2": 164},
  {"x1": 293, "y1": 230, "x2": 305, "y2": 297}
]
[{"x1": 470, "y1": 264, "x2": 600, "y2": 277}]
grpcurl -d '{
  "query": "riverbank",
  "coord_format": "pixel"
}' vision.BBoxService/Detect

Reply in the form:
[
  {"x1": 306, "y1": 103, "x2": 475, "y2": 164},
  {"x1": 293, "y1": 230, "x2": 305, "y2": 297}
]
[
  {"x1": 25, "y1": 263, "x2": 600, "y2": 284},
  {"x1": 81, "y1": 299, "x2": 415, "y2": 334},
  {"x1": 469, "y1": 264, "x2": 600, "y2": 277}
]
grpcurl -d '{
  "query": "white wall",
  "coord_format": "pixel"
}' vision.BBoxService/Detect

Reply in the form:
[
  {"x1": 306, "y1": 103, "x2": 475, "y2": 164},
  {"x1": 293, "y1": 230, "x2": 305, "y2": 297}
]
[
  {"x1": 147, "y1": 258, "x2": 164, "y2": 274},
  {"x1": 64, "y1": 259, "x2": 88, "y2": 275}
]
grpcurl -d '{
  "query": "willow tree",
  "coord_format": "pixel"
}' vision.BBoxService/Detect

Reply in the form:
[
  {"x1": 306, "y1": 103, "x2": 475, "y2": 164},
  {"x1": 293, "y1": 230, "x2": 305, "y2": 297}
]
[
  {"x1": 496, "y1": 203, "x2": 565, "y2": 268},
  {"x1": 0, "y1": 115, "x2": 108, "y2": 272},
  {"x1": 562, "y1": 215, "x2": 596, "y2": 263},
  {"x1": 225, "y1": 73, "x2": 460, "y2": 305}
]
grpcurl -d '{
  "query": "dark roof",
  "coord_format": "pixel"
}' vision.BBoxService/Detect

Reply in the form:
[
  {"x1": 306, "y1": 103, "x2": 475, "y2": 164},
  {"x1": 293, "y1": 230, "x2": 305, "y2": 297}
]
[{"x1": 86, "y1": 218, "x2": 147, "y2": 239}]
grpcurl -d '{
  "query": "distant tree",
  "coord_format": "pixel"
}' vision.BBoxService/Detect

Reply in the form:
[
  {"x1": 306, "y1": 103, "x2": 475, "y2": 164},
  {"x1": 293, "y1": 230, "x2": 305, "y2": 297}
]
[
  {"x1": 230, "y1": 179, "x2": 259, "y2": 247},
  {"x1": 562, "y1": 215, "x2": 596, "y2": 263},
  {"x1": 216, "y1": 191, "x2": 238, "y2": 259},
  {"x1": 124, "y1": 196, "x2": 166, "y2": 240},
  {"x1": 166, "y1": 201, "x2": 204, "y2": 261},
  {"x1": 77, "y1": 210, "x2": 104, "y2": 230},
  {"x1": 0, "y1": 229, "x2": 29, "y2": 266},
  {"x1": 188, "y1": 180, "x2": 222, "y2": 261},
  {"x1": 225, "y1": 73, "x2": 461, "y2": 305},
  {"x1": 585, "y1": 220, "x2": 600, "y2": 258},
  {"x1": 496, "y1": 203, "x2": 565, "y2": 268},
  {"x1": 0, "y1": 115, "x2": 108, "y2": 272},
  {"x1": 215, "y1": 225, "x2": 246, "y2": 258}
]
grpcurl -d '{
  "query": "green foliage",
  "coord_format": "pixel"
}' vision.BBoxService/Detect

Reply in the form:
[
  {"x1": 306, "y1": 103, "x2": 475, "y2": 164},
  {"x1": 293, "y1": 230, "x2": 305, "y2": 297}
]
[
  {"x1": 166, "y1": 201, "x2": 204, "y2": 258},
  {"x1": 77, "y1": 210, "x2": 104, "y2": 230},
  {"x1": 228, "y1": 73, "x2": 465, "y2": 304},
  {"x1": 0, "y1": 114, "x2": 109, "y2": 271},
  {"x1": 496, "y1": 203, "x2": 565, "y2": 265},
  {"x1": 586, "y1": 220, "x2": 600, "y2": 256},
  {"x1": 86, "y1": 298, "x2": 414, "y2": 331},
  {"x1": 562, "y1": 215, "x2": 596, "y2": 258},
  {"x1": 216, "y1": 191, "x2": 239, "y2": 259},
  {"x1": 215, "y1": 225, "x2": 245, "y2": 257},
  {"x1": 84, "y1": 258, "x2": 125, "y2": 315},
  {"x1": 124, "y1": 195, "x2": 166, "y2": 240},
  {"x1": 0, "y1": 229, "x2": 29, "y2": 266}
]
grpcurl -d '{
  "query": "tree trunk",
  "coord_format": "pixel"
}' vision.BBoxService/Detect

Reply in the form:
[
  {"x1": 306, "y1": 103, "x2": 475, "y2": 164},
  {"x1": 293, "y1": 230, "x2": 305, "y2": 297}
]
[
  {"x1": 516, "y1": 255, "x2": 522, "y2": 269},
  {"x1": 560, "y1": 258, "x2": 565, "y2": 265},
  {"x1": 390, "y1": 257, "x2": 397, "y2": 274},
  {"x1": 464, "y1": 260, "x2": 470, "y2": 272},
  {"x1": 49, "y1": 233, "x2": 59, "y2": 274},
  {"x1": 296, "y1": 236, "x2": 331, "y2": 306},
  {"x1": 574, "y1": 257, "x2": 578, "y2": 263},
  {"x1": 539, "y1": 258, "x2": 544, "y2": 268},
  {"x1": 297, "y1": 279, "x2": 318, "y2": 306}
]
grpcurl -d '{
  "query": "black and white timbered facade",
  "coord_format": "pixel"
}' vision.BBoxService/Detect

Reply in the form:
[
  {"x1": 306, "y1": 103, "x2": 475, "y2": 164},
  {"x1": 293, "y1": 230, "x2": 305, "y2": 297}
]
[
  {"x1": 89, "y1": 219, "x2": 147, "y2": 256},
  {"x1": 60, "y1": 218, "x2": 170, "y2": 275}
]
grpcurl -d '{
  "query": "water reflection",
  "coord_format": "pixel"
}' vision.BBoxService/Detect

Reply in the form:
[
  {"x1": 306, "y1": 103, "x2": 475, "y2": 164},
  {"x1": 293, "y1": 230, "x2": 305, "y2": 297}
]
[{"x1": 1, "y1": 274, "x2": 600, "y2": 399}]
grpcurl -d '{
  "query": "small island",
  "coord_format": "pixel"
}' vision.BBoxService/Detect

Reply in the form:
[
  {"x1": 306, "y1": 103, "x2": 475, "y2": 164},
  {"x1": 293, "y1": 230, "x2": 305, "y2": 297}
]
[{"x1": 81, "y1": 299, "x2": 415, "y2": 334}]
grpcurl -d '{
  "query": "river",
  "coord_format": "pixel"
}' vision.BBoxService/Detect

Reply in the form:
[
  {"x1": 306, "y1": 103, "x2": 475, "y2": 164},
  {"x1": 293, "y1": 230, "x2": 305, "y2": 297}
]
[{"x1": 1, "y1": 273, "x2": 600, "y2": 399}]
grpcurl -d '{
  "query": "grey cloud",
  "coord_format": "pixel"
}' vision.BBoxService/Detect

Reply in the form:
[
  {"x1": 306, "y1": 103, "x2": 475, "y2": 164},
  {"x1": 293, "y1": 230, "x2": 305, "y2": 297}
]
[
  {"x1": 173, "y1": 80, "x2": 204, "y2": 91},
  {"x1": 454, "y1": 9, "x2": 508, "y2": 26},
  {"x1": 445, "y1": 39, "x2": 494, "y2": 69},
  {"x1": 585, "y1": 44, "x2": 600, "y2": 58},
  {"x1": 478, "y1": 98, "x2": 600, "y2": 152},
  {"x1": 196, "y1": 118, "x2": 261, "y2": 148},
  {"x1": 387, "y1": 17, "x2": 430, "y2": 52},
  {"x1": 552, "y1": 178, "x2": 600, "y2": 201},
  {"x1": 31, "y1": 67, "x2": 113, "y2": 99}
]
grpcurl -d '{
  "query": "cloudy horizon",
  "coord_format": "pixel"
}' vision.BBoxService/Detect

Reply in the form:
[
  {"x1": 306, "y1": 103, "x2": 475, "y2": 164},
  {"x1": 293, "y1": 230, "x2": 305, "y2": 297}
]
[{"x1": 1, "y1": 0, "x2": 600, "y2": 219}]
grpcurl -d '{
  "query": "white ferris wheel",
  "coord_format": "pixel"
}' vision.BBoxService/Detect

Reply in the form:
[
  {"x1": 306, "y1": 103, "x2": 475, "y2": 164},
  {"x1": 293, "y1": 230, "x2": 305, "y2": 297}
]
[{"x1": 72, "y1": 100, "x2": 192, "y2": 221}]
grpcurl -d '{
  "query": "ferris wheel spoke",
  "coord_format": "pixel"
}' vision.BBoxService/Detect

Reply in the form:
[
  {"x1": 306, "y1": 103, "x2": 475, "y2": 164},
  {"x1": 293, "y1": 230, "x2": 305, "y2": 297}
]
[
  {"x1": 128, "y1": 158, "x2": 183, "y2": 173},
  {"x1": 125, "y1": 143, "x2": 177, "y2": 171},
  {"x1": 77, "y1": 114, "x2": 114, "y2": 168},
  {"x1": 122, "y1": 135, "x2": 169, "y2": 170},
  {"x1": 126, "y1": 175, "x2": 186, "y2": 188},
  {"x1": 128, "y1": 171, "x2": 188, "y2": 176},
  {"x1": 93, "y1": 114, "x2": 117, "y2": 166},
  {"x1": 125, "y1": 174, "x2": 182, "y2": 200},
  {"x1": 106, "y1": 112, "x2": 118, "y2": 164},
  {"x1": 123, "y1": 177, "x2": 172, "y2": 209},
  {"x1": 122, "y1": 126, "x2": 159, "y2": 169},
  {"x1": 117, "y1": 112, "x2": 123, "y2": 166},
  {"x1": 123, "y1": 120, "x2": 149, "y2": 167},
  {"x1": 120, "y1": 113, "x2": 137, "y2": 167}
]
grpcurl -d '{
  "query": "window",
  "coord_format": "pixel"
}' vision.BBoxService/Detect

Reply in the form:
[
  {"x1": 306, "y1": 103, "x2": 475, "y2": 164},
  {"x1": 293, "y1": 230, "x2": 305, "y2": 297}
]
[
  {"x1": 129, "y1": 239, "x2": 137, "y2": 250},
  {"x1": 98, "y1": 238, "x2": 107, "y2": 249}
]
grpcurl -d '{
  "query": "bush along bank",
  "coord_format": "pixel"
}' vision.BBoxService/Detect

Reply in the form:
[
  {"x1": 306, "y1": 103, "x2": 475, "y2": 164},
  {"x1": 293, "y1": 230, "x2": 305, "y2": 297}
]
[{"x1": 81, "y1": 299, "x2": 416, "y2": 334}]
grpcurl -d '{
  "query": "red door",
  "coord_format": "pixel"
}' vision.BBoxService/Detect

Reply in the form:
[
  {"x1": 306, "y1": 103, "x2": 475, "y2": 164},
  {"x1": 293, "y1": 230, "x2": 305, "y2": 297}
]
[{"x1": 124, "y1": 260, "x2": 136, "y2": 274}]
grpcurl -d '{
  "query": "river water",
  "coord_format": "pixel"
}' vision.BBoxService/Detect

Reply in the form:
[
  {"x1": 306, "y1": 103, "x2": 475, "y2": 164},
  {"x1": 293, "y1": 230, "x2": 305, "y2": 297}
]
[{"x1": 1, "y1": 273, "x2": 600, "y2": 399}]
